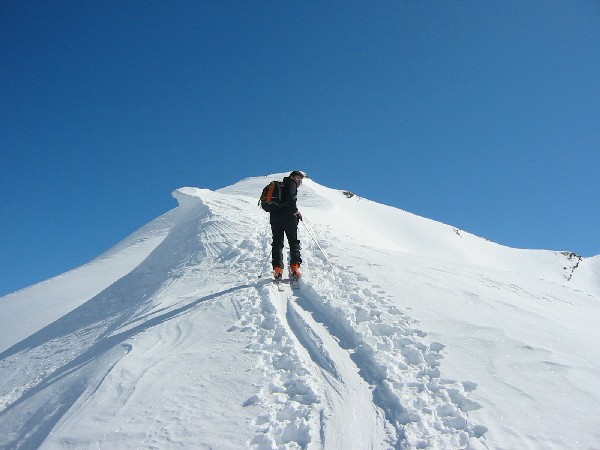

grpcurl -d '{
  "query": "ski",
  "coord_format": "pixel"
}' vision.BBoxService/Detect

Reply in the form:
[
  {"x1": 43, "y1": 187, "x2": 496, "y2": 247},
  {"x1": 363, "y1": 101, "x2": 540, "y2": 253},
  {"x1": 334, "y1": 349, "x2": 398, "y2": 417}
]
[
  {"x1": 274, "y1": 277, "x2": 284, "y2": 291},
  {"x1": 290, "y1": 274, "x2": 300, "y2": 289}
]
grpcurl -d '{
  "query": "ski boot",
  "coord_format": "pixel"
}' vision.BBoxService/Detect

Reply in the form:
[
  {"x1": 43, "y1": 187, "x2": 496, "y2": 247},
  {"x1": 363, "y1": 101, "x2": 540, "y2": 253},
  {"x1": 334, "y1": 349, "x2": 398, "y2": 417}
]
[
  {"x1": 289, "y1": 264, "x2": 301, "y2": 289},
  {"x1": 290, "y1": 263, "x2": 301, "y2": 279},
  {"x1": 273, "y1": 266, "x2": 283, "y2": 281}
]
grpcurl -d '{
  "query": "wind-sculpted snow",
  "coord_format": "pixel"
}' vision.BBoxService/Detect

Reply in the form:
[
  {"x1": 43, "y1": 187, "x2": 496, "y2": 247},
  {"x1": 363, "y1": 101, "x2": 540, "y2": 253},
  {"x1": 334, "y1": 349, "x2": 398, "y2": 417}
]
[
  {"x1": 0, "y1": 209, "x2": 176, "y2": 352},
  {"x1": 1, "y1": 174, "x2": 599, "y2": 449}
]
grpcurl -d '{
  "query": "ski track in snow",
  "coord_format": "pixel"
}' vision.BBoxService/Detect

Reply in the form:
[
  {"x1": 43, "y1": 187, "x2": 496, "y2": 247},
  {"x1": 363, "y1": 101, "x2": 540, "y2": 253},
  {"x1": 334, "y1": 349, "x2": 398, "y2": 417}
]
[
  {"x1": 228, "y1": 212, "x2": 487, "y2": 448},
  {"x1": 0, "y1": 188, "x2": 489, "y2": 449},
  {"x1": 296, "y1": 227, "x2": 487, "y2": 449}
]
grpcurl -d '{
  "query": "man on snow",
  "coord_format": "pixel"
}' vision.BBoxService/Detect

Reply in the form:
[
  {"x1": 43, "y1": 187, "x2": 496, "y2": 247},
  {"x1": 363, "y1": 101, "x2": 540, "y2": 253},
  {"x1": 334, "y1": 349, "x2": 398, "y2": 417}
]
[{"x1": 271, "y1": 170, "x2": 304, "y2": 279}]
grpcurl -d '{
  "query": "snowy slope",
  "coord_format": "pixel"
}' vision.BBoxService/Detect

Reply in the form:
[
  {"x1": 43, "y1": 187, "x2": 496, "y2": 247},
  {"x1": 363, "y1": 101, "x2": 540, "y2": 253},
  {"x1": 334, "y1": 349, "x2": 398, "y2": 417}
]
[
  {"x1": 1, "y1": 173, "x2": 599, "y2": 449},
  {"x1": 0, "y1": 210, "x2": 176, "y2": 352}
]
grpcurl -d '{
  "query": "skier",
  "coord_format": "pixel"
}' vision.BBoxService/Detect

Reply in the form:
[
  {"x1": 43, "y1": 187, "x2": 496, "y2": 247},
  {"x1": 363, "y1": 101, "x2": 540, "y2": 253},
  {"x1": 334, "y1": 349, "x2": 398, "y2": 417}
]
[{"x1": 271, "y1": 171, "x2": 304, "y2": 280}]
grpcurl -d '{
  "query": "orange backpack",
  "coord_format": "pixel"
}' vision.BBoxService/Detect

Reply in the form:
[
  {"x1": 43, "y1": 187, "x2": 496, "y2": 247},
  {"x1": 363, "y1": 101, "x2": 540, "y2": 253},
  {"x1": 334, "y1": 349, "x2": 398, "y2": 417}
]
[{"x1": 258, "y1": 181, "x2": 284, "y2": 212}]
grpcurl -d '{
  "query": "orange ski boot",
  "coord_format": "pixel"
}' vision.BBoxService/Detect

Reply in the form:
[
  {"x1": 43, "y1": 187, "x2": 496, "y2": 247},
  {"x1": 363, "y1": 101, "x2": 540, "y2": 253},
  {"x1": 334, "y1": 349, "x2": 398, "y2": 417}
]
[
  {"x1": 273, "y1": 266, "x2": 283, "y2": 280},
  {"x1": 290, "y1": 263, "x2": 301, "y2": 279}
]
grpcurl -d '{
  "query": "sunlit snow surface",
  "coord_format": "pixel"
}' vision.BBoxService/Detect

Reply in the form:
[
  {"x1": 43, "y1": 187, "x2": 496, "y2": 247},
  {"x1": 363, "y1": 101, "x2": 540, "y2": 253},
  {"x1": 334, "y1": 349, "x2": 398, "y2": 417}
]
[{"x1": 1, "y1": 173, "x2": 599, "y2": 449}]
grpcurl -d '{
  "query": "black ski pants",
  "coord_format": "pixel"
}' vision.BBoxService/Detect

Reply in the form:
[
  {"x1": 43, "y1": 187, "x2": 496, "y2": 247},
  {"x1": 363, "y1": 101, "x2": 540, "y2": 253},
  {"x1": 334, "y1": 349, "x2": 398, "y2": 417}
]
[{"x1": 270, "y1": 215, "x2": 302, "y2": 269}]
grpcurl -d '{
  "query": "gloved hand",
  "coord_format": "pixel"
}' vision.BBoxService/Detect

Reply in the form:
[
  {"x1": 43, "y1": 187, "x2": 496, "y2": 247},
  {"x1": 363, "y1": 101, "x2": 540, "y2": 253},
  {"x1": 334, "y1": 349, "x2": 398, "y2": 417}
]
[{"x1": 294, "y1": 211, "x2": 303, "y2": 221}]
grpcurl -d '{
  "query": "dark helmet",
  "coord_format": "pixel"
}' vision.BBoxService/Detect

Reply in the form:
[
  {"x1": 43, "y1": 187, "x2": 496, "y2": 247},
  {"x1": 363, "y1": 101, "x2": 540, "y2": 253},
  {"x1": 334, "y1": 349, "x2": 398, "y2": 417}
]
[{"x1": 289, "y1": 170, "x2": 305, "y2": 178}]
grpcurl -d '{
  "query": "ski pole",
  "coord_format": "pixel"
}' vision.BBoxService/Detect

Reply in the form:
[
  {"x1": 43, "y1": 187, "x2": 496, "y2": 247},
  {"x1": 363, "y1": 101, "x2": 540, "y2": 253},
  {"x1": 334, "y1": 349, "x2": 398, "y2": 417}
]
[{"x1": 300, "y1": 218, "x2": 337, "y2": 273}]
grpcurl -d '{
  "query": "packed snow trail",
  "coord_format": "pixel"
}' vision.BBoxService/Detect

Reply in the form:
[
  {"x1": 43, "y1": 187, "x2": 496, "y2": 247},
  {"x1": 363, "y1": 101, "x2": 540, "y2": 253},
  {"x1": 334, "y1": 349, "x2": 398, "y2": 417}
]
[
  {"x1": 227, "y1": 205, "x2": 486, "y2": 448},
  {"x1": 240, "y1": 235, "x2": 393, "y2": 448},
  {"x1": 234, "y1": 234, "x2": 386, "y2": 448},
  {"x1": 286, "y1": 296, "x2": 393, "y2": 448}
]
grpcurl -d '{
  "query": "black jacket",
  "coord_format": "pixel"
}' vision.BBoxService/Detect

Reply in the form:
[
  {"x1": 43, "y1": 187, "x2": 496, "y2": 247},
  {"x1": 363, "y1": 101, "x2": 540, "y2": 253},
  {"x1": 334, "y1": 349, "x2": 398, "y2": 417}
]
[{"x1": 270, "y1": 176, "x2": 298, "y2": 223}]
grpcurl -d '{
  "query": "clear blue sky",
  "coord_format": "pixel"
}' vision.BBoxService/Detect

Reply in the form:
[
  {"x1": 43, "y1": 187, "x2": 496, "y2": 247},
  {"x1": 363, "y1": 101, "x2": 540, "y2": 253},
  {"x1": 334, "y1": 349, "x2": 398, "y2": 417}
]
[{"x1": 2, "y1": 1, "x2": 599, "y2": 296}]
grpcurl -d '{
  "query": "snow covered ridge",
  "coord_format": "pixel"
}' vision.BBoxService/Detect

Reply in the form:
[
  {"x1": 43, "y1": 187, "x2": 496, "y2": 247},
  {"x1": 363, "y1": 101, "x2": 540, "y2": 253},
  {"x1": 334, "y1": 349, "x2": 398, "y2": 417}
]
[
  {"x1": 220, "y1": 174, "x2": 599, "y2": 294},
  {"x1": 1, "y1": 175, "x2": 599, "y2": 449}
]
